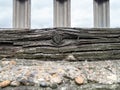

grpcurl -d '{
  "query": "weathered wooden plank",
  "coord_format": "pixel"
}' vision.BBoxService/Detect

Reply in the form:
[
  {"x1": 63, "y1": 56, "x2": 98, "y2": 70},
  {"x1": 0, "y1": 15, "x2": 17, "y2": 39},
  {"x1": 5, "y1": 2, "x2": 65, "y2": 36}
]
[
  {"x1": 0, "y1": 29, "x2": 120, "y2": 40},
  {"x1": 13, "y1": 39, "x2": 120, "y2": 48},
  {"x1": 15, "y1": 43, "x2": 120, "y2": 54},
  {"x1": 14, "y1": 50, "x2": 120, "y2": 61},
  {"x1": 0, "y1": 28, "x2": 120, "y2": 60}
]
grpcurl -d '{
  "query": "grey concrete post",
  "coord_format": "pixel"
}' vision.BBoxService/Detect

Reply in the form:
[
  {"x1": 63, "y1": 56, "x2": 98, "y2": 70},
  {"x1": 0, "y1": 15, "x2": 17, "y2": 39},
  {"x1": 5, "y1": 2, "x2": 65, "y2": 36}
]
[
  {"x1": 54, "y1": 0, "x2": 71, "y2": 27},
  {"x1": 13, "y1": 0, "x2": 31, "y2": 28},
  {"x1": 93, "y1": 0, "x2": 110, "y2": 28}
]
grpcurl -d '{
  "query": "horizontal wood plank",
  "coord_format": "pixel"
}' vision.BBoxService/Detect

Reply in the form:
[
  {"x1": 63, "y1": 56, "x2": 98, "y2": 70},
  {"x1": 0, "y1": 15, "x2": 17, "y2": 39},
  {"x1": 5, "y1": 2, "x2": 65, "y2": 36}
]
[{"x1": 0, "y1": 28, "x2": 120, "y2": 61}]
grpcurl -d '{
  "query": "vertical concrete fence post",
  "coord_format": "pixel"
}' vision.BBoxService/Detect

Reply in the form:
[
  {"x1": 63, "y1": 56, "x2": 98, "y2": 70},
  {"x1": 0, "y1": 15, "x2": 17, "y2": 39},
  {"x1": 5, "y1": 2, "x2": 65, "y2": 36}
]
[
  {"x1": 13, "y1": 0, "x2": 31, "y2": 28},
  {"x1": 54, "y1": 0, "x2": 71, "y2": 27},
  {"x1": 93, "y1": 0, "x2": 110, "y2": 28}
]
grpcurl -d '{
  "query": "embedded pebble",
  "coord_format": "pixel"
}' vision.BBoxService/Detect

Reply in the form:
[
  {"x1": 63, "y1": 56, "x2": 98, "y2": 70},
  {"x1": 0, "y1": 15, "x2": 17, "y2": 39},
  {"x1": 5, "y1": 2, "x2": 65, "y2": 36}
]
[
  {"x1": 10, "y1": 81, "x2": 20, "y2": 87},
  {"x1": 39, "y1": 81, "x2": 49, "y2": 87},
  {"x1": 20, "y1": 79, "x2": 29, "y2": 85},
  {"x1": 50, "y1": 74, "x2": 63, "y2": 84},
  {"x1": 75, "y1": 76, "x2": 84, "y2": 85},
  {"x1": 9, "y1": 60, "x2": 16, "y2": 65},
  {"x1": 50, "y1": 83, "x2": 58, "y2": 89},
  {"x1": 1, "y1": 61, "x2": 10, "y2": 66},
  {"x1": 0, "y1": 80, "x2": 11, "y2": 88},
  {"x1": 65, "y1": 54, "x2": 76, "y2": 61}
]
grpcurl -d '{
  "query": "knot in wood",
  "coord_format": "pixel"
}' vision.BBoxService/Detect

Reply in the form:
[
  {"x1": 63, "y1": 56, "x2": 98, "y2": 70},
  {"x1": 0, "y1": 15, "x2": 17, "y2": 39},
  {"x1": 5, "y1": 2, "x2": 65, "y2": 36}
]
[{"x1": 52, "y1": 31, "x2": 63, "y2": 45}]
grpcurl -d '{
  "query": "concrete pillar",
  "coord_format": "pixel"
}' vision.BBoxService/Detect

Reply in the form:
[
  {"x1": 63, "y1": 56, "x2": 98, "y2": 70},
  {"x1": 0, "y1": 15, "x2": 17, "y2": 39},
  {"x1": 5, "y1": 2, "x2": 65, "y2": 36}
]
[
  {"x1": 54, "y1": 0, "x2": 71, "y2": 27},
  {"x1": 93, "y1": 0, "x2": 110, "y2": 28},
  {"x1": 13, "y1": 0, "x2": 31, "y2": 28}
]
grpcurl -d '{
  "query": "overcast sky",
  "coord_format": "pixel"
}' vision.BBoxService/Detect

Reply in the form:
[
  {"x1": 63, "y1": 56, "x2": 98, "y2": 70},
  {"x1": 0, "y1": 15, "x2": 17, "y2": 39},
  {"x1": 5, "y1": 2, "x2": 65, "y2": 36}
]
[{"x1": 0, "y1": 0, "x2": 120, "y2": 28}]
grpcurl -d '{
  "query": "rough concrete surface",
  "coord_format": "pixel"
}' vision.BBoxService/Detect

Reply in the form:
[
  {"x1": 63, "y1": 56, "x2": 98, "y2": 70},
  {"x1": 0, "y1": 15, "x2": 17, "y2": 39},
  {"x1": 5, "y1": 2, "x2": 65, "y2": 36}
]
[{"x1": 0, "y1": 59, "x2": 120, "y2": 90}]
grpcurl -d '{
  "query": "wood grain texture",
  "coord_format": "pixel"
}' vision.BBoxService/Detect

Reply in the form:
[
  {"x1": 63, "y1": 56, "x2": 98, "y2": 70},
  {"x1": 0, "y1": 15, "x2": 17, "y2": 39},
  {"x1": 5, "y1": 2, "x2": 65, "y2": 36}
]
[{"x1": 0, "y1": 28, "x2": 120, "y2": 61}]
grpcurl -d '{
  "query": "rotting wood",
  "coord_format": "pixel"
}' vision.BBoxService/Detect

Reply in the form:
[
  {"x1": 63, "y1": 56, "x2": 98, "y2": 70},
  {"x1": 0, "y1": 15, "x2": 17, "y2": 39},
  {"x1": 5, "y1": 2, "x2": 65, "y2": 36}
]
[{"x1": 0, "y1": 28, "x2": 120, "y2": 61}]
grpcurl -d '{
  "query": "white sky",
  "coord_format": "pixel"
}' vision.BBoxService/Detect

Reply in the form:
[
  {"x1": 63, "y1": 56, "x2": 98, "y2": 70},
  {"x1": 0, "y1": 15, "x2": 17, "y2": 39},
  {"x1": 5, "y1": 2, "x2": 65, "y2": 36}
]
[{"x1": 0, "y1": 0, "x2": 120, "y2": 28}]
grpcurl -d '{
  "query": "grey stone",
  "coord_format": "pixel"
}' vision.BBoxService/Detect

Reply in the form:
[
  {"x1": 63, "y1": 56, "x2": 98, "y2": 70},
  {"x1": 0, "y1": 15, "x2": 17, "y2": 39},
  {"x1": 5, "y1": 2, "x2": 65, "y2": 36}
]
[
  {"x1": 50, "y1": 83, "x2": 58, "y2": 89},
  {"x1": 20, "y1": 79, "x2": 28, "y2": 85},
  {"x1": 61, "y1": 87, "x2": 67, "y2": 90},
  {"x1": 10, "y1": 81, "x2": 20, "y2": 87},
  {"x1": 39, "y1": 81, "x2": 49, "y2": 87}
]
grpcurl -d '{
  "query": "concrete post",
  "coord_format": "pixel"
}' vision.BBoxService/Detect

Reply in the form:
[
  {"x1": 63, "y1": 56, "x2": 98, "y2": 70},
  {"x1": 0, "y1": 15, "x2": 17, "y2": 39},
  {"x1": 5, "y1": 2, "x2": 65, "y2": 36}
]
[
  {"x1": 93, "y1": 0, "x2": 110, "y2": 28},
  {"x1": 13, "y1": 0, "x2": 31, "y2": 28},
  {"x1": 54, "y1": 0, "x2": 71, "y2": 27}
]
